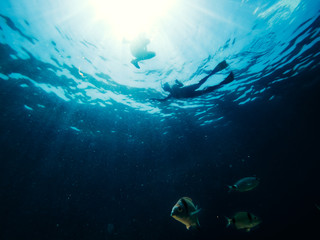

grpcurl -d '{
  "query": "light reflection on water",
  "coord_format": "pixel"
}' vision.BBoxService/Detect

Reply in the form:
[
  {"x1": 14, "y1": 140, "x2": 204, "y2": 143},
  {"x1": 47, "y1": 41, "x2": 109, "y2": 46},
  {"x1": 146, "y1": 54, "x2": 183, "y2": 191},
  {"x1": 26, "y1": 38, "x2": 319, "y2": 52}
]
[{"x1": 0, "y1": 0, "x2": 319, "y2": 125}]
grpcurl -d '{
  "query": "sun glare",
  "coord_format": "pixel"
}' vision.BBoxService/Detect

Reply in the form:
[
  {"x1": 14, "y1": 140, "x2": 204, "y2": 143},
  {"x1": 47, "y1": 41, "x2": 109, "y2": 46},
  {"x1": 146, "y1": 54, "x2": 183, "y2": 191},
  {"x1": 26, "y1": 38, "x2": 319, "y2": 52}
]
[{"x1": 90, "y1": 0, "x2": 176, "y2": 39}]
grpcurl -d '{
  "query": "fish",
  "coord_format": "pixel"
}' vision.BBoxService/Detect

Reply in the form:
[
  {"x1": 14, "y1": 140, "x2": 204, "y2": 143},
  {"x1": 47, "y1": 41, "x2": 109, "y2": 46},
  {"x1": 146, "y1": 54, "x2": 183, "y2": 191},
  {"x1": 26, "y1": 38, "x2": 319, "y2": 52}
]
[
  {"x1": 226, "y1": 211, "x2": 262, "y2": 232},
  {"x1": 228, "y1": 177, "x2": 260, "y2": 192},
  {"x1": 170, "y1": 197, "x2": 201, "y2": 230}
]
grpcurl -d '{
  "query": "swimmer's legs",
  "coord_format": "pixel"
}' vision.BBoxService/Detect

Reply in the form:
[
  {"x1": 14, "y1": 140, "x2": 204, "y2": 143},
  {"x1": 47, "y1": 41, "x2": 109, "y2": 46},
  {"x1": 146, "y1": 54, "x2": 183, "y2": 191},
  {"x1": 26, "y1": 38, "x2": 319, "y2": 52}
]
[
  {"x1": 145, "y1": 51, "x2": 156, "y2": 60},
  {"x1": 211, "y1": 60, "x2": 228, "y2": 75},
  {"x1": 136, "y1": 51, "x2": 156, "y2": 61},
  {"x1": 131, "y1": 52, "x2": 156, "y2": 69},
  {"x1": 202, "y1": 71, "x2": 234, "y2": 94},
  {"x1": 198, "y1": 60, "x2": 229, "y2": 86},
  {"x1": 131, "y1": 59, "x2": 140, "y2": 69},
  {"x1": 219, "y1": 71, "x2": 234, "y2": 85}
]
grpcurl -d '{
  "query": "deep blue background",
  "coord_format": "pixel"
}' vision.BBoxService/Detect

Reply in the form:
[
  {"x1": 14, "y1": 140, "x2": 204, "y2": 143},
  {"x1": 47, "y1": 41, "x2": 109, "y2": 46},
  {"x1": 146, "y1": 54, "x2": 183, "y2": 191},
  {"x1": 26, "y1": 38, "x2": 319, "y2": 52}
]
[
  {"x1": 1, "y1": 62, "x2": 319, "y2": 239},
  {"x1": 1, "y1": 1, "x2": 320, "y2": 239}
]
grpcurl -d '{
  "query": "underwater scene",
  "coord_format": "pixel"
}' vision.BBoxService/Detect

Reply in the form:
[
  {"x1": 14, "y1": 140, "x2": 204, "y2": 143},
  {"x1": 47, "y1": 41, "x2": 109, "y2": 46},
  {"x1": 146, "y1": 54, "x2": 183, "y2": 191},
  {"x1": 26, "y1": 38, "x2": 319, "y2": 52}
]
[{"x1": 0, "y1": 0, "x2": 320, "y2": 239}]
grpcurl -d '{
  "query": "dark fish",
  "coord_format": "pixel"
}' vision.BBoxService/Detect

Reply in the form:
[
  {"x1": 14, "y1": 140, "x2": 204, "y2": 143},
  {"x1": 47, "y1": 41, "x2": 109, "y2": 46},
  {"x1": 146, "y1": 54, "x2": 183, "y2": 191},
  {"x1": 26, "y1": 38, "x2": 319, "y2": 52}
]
[
  {"x1": 226, "y1": 211, "x2": 261, "y2": 232},
  {"x1": 228, "y1": 177, "x2": 260, "y2": 192},
  {"x1": 171, "y1": 197, "x2": 201, "y2": 230}
]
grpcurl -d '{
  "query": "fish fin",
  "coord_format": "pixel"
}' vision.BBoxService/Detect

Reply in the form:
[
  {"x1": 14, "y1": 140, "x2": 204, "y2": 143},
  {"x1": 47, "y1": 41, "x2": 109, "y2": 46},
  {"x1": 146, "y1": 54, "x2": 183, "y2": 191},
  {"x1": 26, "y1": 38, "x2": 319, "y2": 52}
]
[
  {"x1": 183, "y1": 197, "x2": 193, "y2": 202},
  {"x1": 196, "y1": 221, "x2": 201, "y2": 231},
  {"x1": 190, "y1": 209, "x2": 201, "y2": 216},
  {"x1": 246, "y1": 228, "x2": 251, "y2": 232}
]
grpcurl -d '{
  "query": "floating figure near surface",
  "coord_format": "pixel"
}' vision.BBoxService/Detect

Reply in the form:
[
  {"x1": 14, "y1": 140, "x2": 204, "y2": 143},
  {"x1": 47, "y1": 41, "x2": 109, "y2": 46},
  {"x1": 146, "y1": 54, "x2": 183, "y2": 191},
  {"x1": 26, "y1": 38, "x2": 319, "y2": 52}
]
[
  {"x1": 124, "y1": 33, "x2": 156, "y2": 69},
  {"x1": 151, "y1": 60, "x2": 234, "y2": 101},
  {"x1": 228, "y1": 177, "x2": 260, "y2": 192},
  {"x1": 171, "y1": 197, "x2": 201, "y2": 230},
  {"x1": 226, "y1": 211, "x2": 262, "y2": 232}
]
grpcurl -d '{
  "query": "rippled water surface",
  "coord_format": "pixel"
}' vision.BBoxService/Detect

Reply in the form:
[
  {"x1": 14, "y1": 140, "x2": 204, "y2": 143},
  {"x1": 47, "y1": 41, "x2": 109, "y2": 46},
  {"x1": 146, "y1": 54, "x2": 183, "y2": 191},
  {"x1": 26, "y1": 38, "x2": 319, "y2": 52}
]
[{"x1": 1, "y1": 0, "x2": 319, "y2": 124}]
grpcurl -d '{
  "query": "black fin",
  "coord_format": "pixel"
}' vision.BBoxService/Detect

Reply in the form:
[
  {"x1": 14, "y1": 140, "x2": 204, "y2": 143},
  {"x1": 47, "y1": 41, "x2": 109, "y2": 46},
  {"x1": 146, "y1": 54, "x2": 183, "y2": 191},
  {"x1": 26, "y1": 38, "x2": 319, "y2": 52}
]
[
  {"x1": 214, "y1": 60, "x2": 228, "y2": 72},
  {"x1": 181, "y1": 198, "x2": 189, "y2": 214},
  {"x1": 247, "y1": 212, "x2": 252, "y2": 221},
  {"x1": 220, "y1": 71, "x2": 234, "y2": 85}
]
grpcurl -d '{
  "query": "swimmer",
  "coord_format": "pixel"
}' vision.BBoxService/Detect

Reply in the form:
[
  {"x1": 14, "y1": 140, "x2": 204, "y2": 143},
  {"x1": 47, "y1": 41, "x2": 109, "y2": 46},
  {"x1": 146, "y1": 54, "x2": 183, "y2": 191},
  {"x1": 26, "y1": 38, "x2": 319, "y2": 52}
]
[
  {"x1": 124, "y1": 33, "x2": 156, "y2": 69},
  {"x1": 151, "y1": 60, "x2": 234, "y2": 101}
]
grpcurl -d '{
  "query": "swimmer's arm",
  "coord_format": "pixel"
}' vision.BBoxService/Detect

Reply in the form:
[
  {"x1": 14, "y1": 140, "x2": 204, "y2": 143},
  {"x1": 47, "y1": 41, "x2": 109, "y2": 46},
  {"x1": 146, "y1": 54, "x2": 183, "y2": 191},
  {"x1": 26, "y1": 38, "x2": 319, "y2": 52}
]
[
  {"x1": 150, "y1": 95, "x2": 172, "y2": 102},
  {"x1": 175, "y1": 80, "x2": 184, "y2": 87}
]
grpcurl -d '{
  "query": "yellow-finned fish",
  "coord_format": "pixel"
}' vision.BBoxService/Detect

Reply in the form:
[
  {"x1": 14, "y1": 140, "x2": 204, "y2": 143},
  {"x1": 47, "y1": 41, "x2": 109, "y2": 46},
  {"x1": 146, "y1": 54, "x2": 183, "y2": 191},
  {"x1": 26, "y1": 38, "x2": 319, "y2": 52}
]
[
  {"x1": 226, "y1": 211, "x2": 262, "y2": 232},
  {"x1": 171, "y1": 197, "x2": 201, "y2": 230}
]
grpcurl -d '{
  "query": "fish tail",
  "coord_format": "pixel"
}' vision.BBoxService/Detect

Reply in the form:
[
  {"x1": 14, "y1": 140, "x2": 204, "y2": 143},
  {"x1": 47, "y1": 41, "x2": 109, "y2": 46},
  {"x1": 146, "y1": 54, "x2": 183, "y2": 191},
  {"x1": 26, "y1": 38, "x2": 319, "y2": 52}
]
[
  {"x1": 227, "y1": 185, "x2": 237, "y2": 193},
  {"x1": 225, "y1": 216, "x2": 232, "y2": 228},
  {"x1": 196, "y1": 221, "x2": 201, "y2": 231}
]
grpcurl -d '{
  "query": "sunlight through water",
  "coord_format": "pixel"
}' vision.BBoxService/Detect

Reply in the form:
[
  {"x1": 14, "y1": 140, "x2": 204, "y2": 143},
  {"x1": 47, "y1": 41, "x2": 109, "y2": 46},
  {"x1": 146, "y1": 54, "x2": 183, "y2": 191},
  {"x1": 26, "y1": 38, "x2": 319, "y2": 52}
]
[
  {"x1": 89, "y1": 0, "x2": 177, "y2": 39},
  {"x1": 0, "y1": 0, "x2": 319, "y2": 126},
  {"x1": 1, "y1": 1, "x2": 320, "y2": 240}
]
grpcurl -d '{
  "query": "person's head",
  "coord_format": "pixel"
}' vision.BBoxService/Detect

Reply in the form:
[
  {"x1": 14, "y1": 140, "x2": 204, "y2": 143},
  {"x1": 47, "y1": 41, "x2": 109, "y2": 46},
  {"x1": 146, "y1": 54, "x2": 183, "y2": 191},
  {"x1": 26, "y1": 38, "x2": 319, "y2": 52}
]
[{"x1": 163, "y1": 82, "x2": 171, "y2": 92}]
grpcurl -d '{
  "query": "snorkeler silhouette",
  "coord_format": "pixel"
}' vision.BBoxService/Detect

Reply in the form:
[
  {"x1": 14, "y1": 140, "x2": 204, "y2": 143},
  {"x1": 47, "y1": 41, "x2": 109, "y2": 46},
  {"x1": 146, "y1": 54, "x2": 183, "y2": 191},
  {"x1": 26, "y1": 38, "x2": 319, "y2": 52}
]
[
  {"x1": 125, "y1": 33, "x2": 156, "y2": 69},
  {"x1": 151, "y1": 60, "x2": 234, "y2": 101}
]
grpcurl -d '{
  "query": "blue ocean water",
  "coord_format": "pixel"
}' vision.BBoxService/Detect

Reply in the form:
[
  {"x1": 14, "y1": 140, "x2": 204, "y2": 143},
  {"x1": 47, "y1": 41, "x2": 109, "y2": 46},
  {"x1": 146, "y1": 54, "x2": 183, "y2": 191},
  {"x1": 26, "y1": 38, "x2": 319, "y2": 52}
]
[{"x1": 0, "y1": 0, "x2": 319, "y2": 239}]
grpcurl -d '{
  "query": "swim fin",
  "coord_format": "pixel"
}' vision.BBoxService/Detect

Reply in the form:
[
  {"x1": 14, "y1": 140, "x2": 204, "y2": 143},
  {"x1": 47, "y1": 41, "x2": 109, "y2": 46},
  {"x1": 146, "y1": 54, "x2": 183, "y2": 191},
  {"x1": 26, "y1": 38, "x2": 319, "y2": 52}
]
[
  {"x1": 211, "y1": 60, "x2": 228, "y2": 75},
  {"x1": 216, "y1": 60, "x2": 228, "y2": 70},
  {"x1": 221, "y1": 71, "x2": 234, "y2": 85}
]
